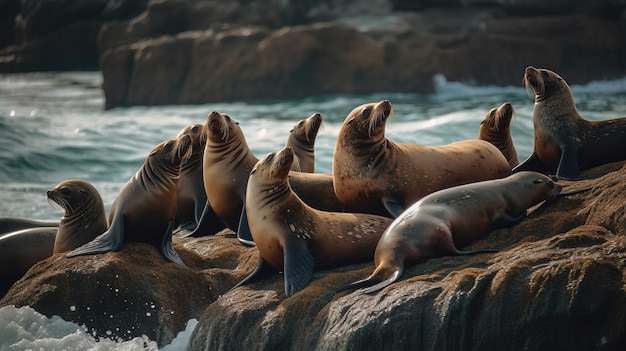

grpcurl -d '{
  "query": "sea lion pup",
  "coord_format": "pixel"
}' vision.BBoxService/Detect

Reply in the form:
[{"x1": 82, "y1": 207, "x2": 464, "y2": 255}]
[
  {"x1": 47, "y1": 179, "x2": 109, "y2": 253},
  {"x1": 479, "y1": 102, "x2": 520, "y2": 169},
  {"x1": 0, "y1": 218, "x2": 58, "y2": 236},
  {"x1": 232, "y1": 147, "x2": 393, "y2": 297},
  {"x1": 342, "y1": 171, "x2": 563, "y2": 294},
  {"x1": 513, "y1": 66, "x2": 626, "y2": 180},
  {"x1": 284, "y1": 112, "x2": 323, "y2": 173},
  {"x1": 333, "y1": 100, "x2": 512, "y2": 219},
  {"x1": 174, "y1": 123, "x2": 225, "y2": 236},
  {"x1": 189, "y1": 111, "x2": 342, "y2": 243},
  {"x1": 67, "y1": 135, "x2": 194, "y2": 265},
  {"x1": 1, "y1": 179, "x2": 107, "y2": 297}
]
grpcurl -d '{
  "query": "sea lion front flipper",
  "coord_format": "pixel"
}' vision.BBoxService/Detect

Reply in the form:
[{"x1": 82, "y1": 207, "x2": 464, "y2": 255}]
[
  {"x1": 555, "y1": 144, "x2": 583, "y2": 180},
  {"x1": 66, "y1": 215, "x2": 124, "y2": 258},
  {"x1": 161, "y1": 219, "x2": 186, "y2": 266},
  {"x1": 236, "y1": 207, "x2": 256, "y2": 247},
  {"x1": 230, "y1": 257, "x2": 278, "y2": 291},
  {"x1": 382, "y1": 198, "x2": 405, "y2": 218},
  {"x1": 185, "y1": 203, "x2": 210, "y2": 237},
  {"x1": 493, "y1": 211, "x2": 526, "y2": 227},
  {"x1": 283, "y1": 239, "x2": 314, "y2": 297},
  {"x1": 512, "y1": 152, "x2": 550, "y2": 174}
]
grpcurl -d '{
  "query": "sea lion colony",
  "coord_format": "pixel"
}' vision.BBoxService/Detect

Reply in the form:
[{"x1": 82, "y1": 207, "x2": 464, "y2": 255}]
[{"x1": 2, "y1": 66, "x2": 621, "y2": 296}]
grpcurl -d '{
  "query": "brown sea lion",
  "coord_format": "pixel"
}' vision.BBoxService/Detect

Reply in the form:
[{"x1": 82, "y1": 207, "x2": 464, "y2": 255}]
[
  {"x1": 189, "y1": 111, "x2": 342, "y2": 245},
  {"x1": 0, "y1": 218, "x2": 58, "y2": 236},
  {"x1": 233, "y1": 147, "x2": 393, "y2": 297},
  {"x1": 174, "y1": 123, "x2": 225, "y2": 236},
  {"x1": 478, "y1": 102, "x2": 520, "y2": 169},
  {"x1": 342, "y1": 171, "x2": 563, "y2": 294},
  {"x1": 333, "y1": 100, "x2": 512, "y2": 218},
  {"x1": 513, "y1": 66, "x2": 626, "y2": 180},
  {"x1": 284, "y1": 112, "x2": 323, "y2": 173},
  {"x1": 1, "y1": 179, "x2": 107, "y2": 297},
  {"x1": 47, "y1": 179, "x2": 109, "y2": 253},
  {"x1": 67, "y1": 135, "x2": 194, "y2": 265}
]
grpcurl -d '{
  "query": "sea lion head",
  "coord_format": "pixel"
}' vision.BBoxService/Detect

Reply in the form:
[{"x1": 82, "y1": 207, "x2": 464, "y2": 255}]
[
  {"x1": 205, "y1": 111, "x2": 242, "y2": 144},
  {"x1": 47, "y1": 179, "x2": 104, "y2": 218},
  {"x1": 290, "y1": 113, "x2": 323, "y2": 144},
  {"x1": 481, "y1": 102, "x2": 515, "y2": 132},
  {"x1": 148, "y1": 135, "x2": 194, "y2": 177},
  {"x1": 523, "y1": 66, "x2": 569, "y2": 102},
  {"x1": 507, "y1": 171, "x2": 563, "y2": 208},
  {"x1": 251, "y1": 147, "x2": 294, "y2": 182},
  {"x1": 343, "y1": 100, "x2": 393, "y2": 139},
  {"x1": 176, "y1": 123, "x2": 206, "y2": 150}
]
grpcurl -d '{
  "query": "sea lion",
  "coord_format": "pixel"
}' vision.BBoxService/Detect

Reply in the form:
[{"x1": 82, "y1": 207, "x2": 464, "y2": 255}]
[
  {"x1": 333, "y1": 100, "x2": 512, "y2": 218},
  {"x1": 189, "y1": 111, "x2": 342, "y2": 243},
  {"x1": 47, "y1": 179, "x2": 109, "y2": 253},
  {"x1": 67, "y1": 135, "x2": 194, "y2": 265},
  {"x1": 232, "y1": 147, "x2": 393, "y2": 297},
  {"x1": 513, "y1": 66, "x2": 626, "y2": 180},
  {"x1": 342, "y1": 171, "x2": 563, "y2": 294},
  {"x1": 284, "y1": 112, "x2": 323, "y2": 173},
  {"x1": 174, "y1": 123, "x2": 225, "y2": 236},
  {"x1": 1, "y1": 179, "x2": 108, "y2": 297},
  {"x1": 0, "y1": 228, "x2": 57, "y2": 297},
  {"x1": 478, "y1": 102, "x2": 520, "y2": 169},
  {"x1": 0, "y1": 218, "x2": 58, "y2": 236}
]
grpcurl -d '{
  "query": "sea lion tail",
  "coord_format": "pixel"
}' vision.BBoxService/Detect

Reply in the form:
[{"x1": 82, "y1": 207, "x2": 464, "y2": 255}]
[
  {"x1": 456, "y1": 248, "x2": 500, "y2": 255},
  {"x1": 338, "y1": 265, "x2": 403, "y2": 294}
]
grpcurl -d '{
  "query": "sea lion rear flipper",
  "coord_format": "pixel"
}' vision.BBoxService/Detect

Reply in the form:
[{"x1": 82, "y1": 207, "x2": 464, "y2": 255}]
[
  {"x1": 512, "y1": 153, "x2": 550, "y2": 174},
  {"x1": 283, "y1": 240, "x2": 314, "y2": 297},
  {"x1": 66, "y1": 215, "x2": 125, "y2": 258},
  {"x1": 382, "y1": 198, "x2": 405, "y2": 218},
  {"x1": 555, "y1": 144, "x2": 583, "y2": 180},
  {"x1": 230, "y1": 257, "x2": 278, "y2": 291},
  {"x1": 161, "y1": 220, "x2": 186, "y2": 266},
  {"x1": 236, "y1": 207, "x2": 256, "y2": 247}
]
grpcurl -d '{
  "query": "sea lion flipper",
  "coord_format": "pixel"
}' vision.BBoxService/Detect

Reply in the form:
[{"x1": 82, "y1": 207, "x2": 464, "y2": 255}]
[
  {"x1": 236, "y1": 207, "x2": 256, "y2": 247},
  {"x1": 382, "y1": 198, "x2": 405, "y2": 218},
  {"x1": 66, "y1": 216, "x2": 125, "y2": 258},
  {"x1": 230, "y1": 257, "x2": 277, "y2": 292},
  {"x1": 512, "y1": 153, "x2": 549, "y2": 174},
  {"x1": 493, "y1": 211, "x2": 526, "y2": 227},
  {"x1": 161, "y1": 220, "x2": 185, "y2": 266},
  {"x1": 283, "y1": 240, "x2": 314, "y2": 297},
  {"x1": 185, "y1": 203, "x2": 209, "y2": 237},
  {"x1": 556, "y1": 145, "x2": 583, "y2": 180}
]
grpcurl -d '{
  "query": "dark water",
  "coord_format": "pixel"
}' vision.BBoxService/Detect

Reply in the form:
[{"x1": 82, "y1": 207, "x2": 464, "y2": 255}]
[{"x1": 1, "y1": 72, "x2": 625, "y2": 221}]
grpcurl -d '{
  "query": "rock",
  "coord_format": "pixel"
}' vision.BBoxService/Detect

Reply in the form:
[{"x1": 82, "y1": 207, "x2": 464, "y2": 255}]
[
  {"x1": 188, "y1": 161, "x2": 626, "y2": 351},
  {"x1": 1, "y1": 161, "x2": 625, "y2": 348},
  {"x1": 0, "y1": 230, "x2": 258, "y2": 346}
]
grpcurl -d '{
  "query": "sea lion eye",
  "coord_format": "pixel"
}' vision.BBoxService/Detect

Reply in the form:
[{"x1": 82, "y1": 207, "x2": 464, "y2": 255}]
[
  {"x1": 60, "y1": 188, "x2": 72, "y2": 196},
  {"x1": 541, "y1": 71, "x2": 550, "y2": 77},
  {"x1": 266, "y1": 154, "x2": 275, "y2": 163},
  {"x1": 362, "y1": 108, "x2": 371, "y2": 119},
  {"x1": 298, "y1": 121, "x2": 304, "y2": 128},
  {"x1": 533, "y1": 179, "x2": 543, "y2": 184},
  {"x1": 191, "y1": 126, "x2": 199, "y2": 133}
]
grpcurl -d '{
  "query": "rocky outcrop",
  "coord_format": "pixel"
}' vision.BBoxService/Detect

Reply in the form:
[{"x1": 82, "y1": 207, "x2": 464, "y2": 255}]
[{"x1": 1, "y1": 161, "x2": 625, "y2": 349}]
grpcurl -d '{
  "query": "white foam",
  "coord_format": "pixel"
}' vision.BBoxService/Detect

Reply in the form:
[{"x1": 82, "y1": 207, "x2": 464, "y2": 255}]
[{"x1": 0, "y1": 305, "x2": 197, "y2": 351}]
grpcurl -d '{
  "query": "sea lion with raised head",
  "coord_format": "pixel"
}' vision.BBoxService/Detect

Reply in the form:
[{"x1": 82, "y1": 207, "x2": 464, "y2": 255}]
[
  {"x1": 174, "y1": 123, "x2": 225, "y2": 236},
  {"x1": 1, "y1": 179, "x2": 108, "y2": 296},
  {"x1": 189, "y1": 111, "x2": 342, "y2": 244},
  {"x1": 479, "y1": 102, "x2": 520, "y2": 169},
  {"x1": 333, "y1": 100, "x2": 512, "y2": 218},
  {"x1": 232, "y1": 147, "x2": 393, "y2": 297},
  {"x1": 342, "y1": 171, "x2": 563, "y2": 294},
  {"x1": 513, "y1": 66, "x2": 626, "y2": 180},
  {"x1": 284, "y1": 112, "x2": 323, "y2": 173},
  {"x1": 67, "y1": 135, "x2": 194, "y2": 265}
]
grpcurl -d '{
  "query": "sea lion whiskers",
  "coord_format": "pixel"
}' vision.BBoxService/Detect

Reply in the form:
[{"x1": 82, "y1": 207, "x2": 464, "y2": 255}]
[{"x1": 524, "y1": 66, "x2": 544, "y2": 99}]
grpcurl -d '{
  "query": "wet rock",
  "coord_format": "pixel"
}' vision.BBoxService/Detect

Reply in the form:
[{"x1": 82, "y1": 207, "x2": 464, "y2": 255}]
[{"x1": 188, "y1": 161, "x2": 626, "y2": 351}]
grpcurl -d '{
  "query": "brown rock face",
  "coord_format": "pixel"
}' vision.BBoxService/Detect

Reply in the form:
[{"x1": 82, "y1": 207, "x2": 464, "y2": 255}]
[
  {"x1": 189, "y1": 161, "x2": 626, "y2": 351},
  {"x1": 1, "y1": 161, "x2": 625, "y2": 349}
]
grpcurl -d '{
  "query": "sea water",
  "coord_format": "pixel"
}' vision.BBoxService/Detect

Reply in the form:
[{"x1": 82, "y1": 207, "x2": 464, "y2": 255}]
[{"x1": 0, "y1": 71, "x2": 625, "y2": 350}]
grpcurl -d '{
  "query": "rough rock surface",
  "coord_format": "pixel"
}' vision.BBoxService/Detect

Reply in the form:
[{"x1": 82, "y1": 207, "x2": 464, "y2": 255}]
[
  {"x1": 188, "y1": 161, "x2": 626, "y2": 351},
  {"x1": 1, "y1": 161, "x2": 625, "y2": 349},
  {"x1": 2, "y1": 0, "x2": 625, "y2": 108}
]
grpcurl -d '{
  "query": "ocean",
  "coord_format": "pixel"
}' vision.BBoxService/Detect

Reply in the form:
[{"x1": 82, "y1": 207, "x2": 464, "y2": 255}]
[{"x1": 0, "y1": 71, "x2": 625, "y2": 350}]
